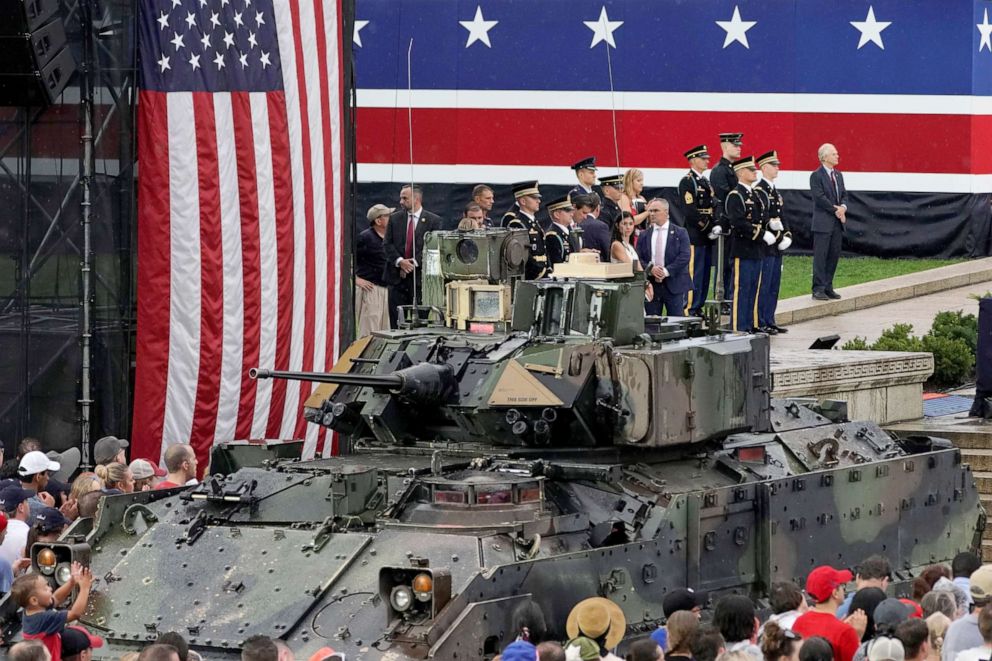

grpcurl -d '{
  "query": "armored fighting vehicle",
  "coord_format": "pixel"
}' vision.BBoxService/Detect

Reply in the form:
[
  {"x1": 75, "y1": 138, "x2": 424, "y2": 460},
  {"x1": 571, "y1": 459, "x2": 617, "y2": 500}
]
[{"x1": 19, "y1": 229, "x2": 985, "y2": 660}]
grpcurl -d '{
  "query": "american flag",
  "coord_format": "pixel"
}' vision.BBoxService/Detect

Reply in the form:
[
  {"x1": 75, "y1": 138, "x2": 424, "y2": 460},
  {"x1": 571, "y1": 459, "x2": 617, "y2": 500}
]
[
  {"x1": 352, "y1": 0, "x2": 992, "y2": 196},
  {"x1": 132, "y1": 0, "x2": 346, "y2": 467}
]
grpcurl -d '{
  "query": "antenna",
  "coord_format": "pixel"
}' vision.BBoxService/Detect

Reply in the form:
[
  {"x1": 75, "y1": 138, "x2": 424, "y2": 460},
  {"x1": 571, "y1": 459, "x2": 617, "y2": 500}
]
[
  {"x1": 604, "y1": 45, "x2": 622, "y2": 176},
  {"x1": 407, "y1": 38, "x2": 419, "y2": 328}
]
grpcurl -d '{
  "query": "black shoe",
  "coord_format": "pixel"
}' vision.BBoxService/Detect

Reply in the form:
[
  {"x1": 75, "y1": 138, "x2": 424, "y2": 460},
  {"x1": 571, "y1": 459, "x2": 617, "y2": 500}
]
[
  {"x1": 812, "y1": 291, "x2": 830, "y2": 301},
  {"x1": 761, "y1": 326, "x2": 779, "y2": 335},
  {"x1": 720, "y1": 302, "x2": 731, "y2": 315},
  {"x1": 771, "y1": 324, "x2": 788, "y2": 334},
  {"x1": 826, "y1": 290, "x2": 841, "y2": 299}
]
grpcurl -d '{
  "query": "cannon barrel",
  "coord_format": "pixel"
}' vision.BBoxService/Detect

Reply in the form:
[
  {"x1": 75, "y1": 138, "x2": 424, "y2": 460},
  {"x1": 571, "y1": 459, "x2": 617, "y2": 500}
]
[{"x1": 249, "y1": 363, "x2": 455, "y2": 405}]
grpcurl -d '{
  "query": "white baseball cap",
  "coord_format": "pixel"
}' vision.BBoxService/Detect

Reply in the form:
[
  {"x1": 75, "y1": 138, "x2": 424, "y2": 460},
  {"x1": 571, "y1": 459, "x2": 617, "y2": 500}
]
[{"x1": 18, "y1": 450, "x2": 60, "y2": 477}]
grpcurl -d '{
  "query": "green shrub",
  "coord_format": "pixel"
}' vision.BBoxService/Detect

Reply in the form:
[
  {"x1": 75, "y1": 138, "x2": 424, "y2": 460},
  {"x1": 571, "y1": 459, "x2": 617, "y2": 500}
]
[
  {"x1": 921, "y1": 333, "x2": 975, "y2": 387},
  {"x1": 871, "y1": 323, "x2": 924, "y2": 353},
  {"x1": 841, "y1": 336, "x2": 871, "y2": 350},
  {"x1": 930, "y1": 310, "x2": 978, "y2": 353}
]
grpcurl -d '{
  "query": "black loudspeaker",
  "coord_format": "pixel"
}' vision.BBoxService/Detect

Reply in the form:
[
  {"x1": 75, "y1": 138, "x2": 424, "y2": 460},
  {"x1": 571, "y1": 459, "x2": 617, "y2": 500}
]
[{"x1": 0, "y1": 0, "x2": 75, "y2": 106}]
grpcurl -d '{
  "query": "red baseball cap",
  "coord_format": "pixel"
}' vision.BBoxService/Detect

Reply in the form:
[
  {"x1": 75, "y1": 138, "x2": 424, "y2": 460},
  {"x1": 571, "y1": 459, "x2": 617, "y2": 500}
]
[
  {"x1": 899, "y1": 598, "x2": 924, "y2": 618},
  {"x1": 0, "y1": 511, "x2": 8, "y2": 533},
  {"x1": 806, "y1": 566, "x2": 853, "y2": 603}
]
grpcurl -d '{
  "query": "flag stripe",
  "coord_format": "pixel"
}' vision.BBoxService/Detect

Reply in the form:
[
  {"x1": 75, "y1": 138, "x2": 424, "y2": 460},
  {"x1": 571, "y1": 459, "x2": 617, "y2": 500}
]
[
  {"x1": 355, "y1": 108, "x2": 992, "y2": 176},
  {"x1": 188, "y1": 93, "x2": 224, "y2": 456},
  {"x1": 285, "y1": 0, "x2": 317, "y2": 442},
  {"x1": 132, "y1": 90, "x2": 172, "y2": 462},
  {"x1": 264, "y1": 92, "x2": 295, "y2": 439},
  {"x1": 232, "y1": 92, "x2": 262, "y2": 440},
  {"x1": 213, "y1": 93, "x2": 245, "y2": 443},
  {"x1": 162, "y1": 92, "x2": 202, "y2": 457}
]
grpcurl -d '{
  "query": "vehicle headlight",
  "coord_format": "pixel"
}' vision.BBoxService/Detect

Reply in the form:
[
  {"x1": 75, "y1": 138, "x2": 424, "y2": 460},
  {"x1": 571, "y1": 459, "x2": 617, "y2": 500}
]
[
  {"x1": 390, "y1": 585, "x2": 413, "y2": 612},
  {"x1": 413, "y1": 572, "x2": 433, "y2": 602},
  {"x1": 55, "y1": 563, "x2": 72, "y2": 585},
  {"x1": 37, "y1": 548, "x2": 57, "y2": 576}
]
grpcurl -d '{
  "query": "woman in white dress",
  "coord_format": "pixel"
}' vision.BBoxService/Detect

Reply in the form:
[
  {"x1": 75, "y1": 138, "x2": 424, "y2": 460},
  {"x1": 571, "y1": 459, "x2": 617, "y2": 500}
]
[{"x1": 611, "y1": 213, "x2": 652, "y2": 301}]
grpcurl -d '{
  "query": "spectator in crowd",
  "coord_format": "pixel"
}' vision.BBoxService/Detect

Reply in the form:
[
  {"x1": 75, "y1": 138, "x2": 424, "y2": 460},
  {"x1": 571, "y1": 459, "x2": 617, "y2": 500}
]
[
  {"x1": 943, "y1": 566, "x2": 992, "y2": 661},
  {"x1": 26, "y1": 507, "x2": 71, "y2": 553},
  {"x1": 762, "y1": 582, "x2": 808, "y2": 635},
  {"x1": 382, "y1": 185, "x2": 443, "y2": 318},
  {"x1": 839, "y1": 556, "x2": 892, "y2": 618},
  {"x1": 719, "y1": 652, "x2": 754, "y2": 661},
  {"x1": 664, "y1": 589, "x2": 707, "y2": 619},
  {"x1": 95, "y1": 463, "x2": 134, "y2": 494},
  {"x1": 714, "y1": 595, "x2": 762, "y2": 660},
  {"x1": 800, "y1": 637, "x2": 835, "y2": 661},
  {"x1": 866, "y1": 638, "x2": 904, "y2": 661},
  {"x1": 471, "y1": 184, "x2": 495, "y2": 226},
  {"x1": 457, "y1": 202, "x2": 487, "y2": 231},
  {"x1": 502, "y1": 639, "x2": 538, "y2": 661},
  {"x1": 537, "y1": 641, "x2": 565, "y2": 661},
  {"x1": 61, "y1": 627, "x2": 102, "y2": 661},
  {"x1": 761, "y1": 621, "x2": 803, "y2": 661},
  {"x1": 922, "y1": 592, "x2": 958, "y2": 621},
  {"x1": 129, "y1": 459, "x2": 166, "y2": 492},
  {"x1": 242, "y1": 635, "x2": 279, "y2": 661},
  {"x1": 0, "y1": 511, "x2": 12, "y2": 592},
  {"x1": 11, "y1": 561, "x2": 94, "y2": 660},
  {"x1": 272, "y1": 640, "x2": 292, "y2": 661},
  {"x1": 69, "y1": 473, "x2": 102, "y2": 503},
  {"x1": 139, "y1": 645, "x2": 181, "y2": 661},
  {"x1": 76, "y1": 491, "x2": 105, "y2": 519},
  {"x1": 629, "y1": 638, "x2": 664, "y2": 661},
  {"x1": 0, "y1": 486, "x2": 35, "y2": 567},
  {"x1": 810, "y1": 142, "x2": 847, "y2": 301},
  {"x1": 0, "y1": 437, "x2": 43, "y2": 480},
  {"x1": 573, "y1": 194, "x2": 612, "y2": 264},
  {"x1": 953, "y1": 553, "x2": 982, "y2": 611},
  {"x1": 927, "y1": 614, "x2": 950, "y2": 661},
  {"x1": 157, "y1": 445, "x2": 197, "y2": 489},
  {"x1": 565, "y1": 597, "x2": 625, "y2": 661},
  {"x1": 914, "y1": 566, "x2": 952, "y2": 602},
  {"x1": 610, "y1": 213, "x2": 643, "y2": 271},
  {"x1": 929, "y1": 578, "x2": 968, "y2": 619},
  {"x1": 10, "y1": 640, "x2": 53, "y2": 661},
  {"x1": 511, "y1": 600, "x2": 547, "y2": 644},
  {"x1": 666, "y1": 610, "x2": 700, "y2": 661},
  {"x1": 895, "y1": 619, "x2": 930, "y2": 661},
  {"x1": 792, "y1": 566, "x2": 867, "y2": 661},
  {"x1": 854, "y1": 600, "x2": 914, "y2": 661},
  {"x1": 355, "y1": 203, "x2": 392, "y2": 334},
  {"x1": 93, "y1": 436, "x2": 128, "y2": 468},
  {"x1": 850, "y1": 589, "x2": 888, "y2": 642},
  {"x1": 637, "y1": 198, "x2": 691, "y2": 317},
  {"x1": 18, "y1": 451, "x2": 59, "y2": 519},
  {"x1": 692, "y1": 625, "x2": 727, "y2": 661},
  {"x1": 621, "y1": 168, "x2": 649, "y2": 229}
]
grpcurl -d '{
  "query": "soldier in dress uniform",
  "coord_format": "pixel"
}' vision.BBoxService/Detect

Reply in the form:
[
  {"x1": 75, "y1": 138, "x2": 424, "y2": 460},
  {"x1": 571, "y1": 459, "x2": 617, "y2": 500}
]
[
  {"x1": 501, "y1": 180, "x2": 549, "y2": 280},
  {"x1": 597, "y1": 173, "x2": 624, "y2": 229},
  {"x1": 711, "y1": 132, "x2": 743, "y2": 301},
  {"x1": 725, "y1": 156, "x2": 765, "y2": 333},
  {"x1": 544, "y1": 195, "x2": 574, "y2": 267},
  {"x1": 569, "y1": 156, "x2": 600, "y2": 201},
  {"x1": 753, "y1": 150, "x2": 793, "y2": 335},
  {"x1": 678, "y1": 145, "x2": 719, "y2": 316}
]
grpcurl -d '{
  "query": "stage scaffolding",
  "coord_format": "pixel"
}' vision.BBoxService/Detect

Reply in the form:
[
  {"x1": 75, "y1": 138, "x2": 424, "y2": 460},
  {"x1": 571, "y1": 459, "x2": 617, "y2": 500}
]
[{"x1": 0, "y1": 0, "x2": 136, "y2": 459}]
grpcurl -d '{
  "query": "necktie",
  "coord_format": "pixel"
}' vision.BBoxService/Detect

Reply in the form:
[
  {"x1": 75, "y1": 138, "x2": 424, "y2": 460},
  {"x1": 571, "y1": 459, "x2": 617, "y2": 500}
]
[
  {"x1": 830, "y1": 170, "x2": 839, "y2": 202},
  {"x1": 404, "y1": 213, "x2": 415, "y2": 259},
  {"x1": 654, "y1": 227, "x2": 665, "y2": 270}
]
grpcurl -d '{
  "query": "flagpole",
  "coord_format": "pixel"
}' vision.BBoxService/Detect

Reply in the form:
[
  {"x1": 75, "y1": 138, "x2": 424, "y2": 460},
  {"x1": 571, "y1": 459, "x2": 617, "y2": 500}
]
[{"x1": 79, "y1": 0, "x2": 95, "y2": 467}]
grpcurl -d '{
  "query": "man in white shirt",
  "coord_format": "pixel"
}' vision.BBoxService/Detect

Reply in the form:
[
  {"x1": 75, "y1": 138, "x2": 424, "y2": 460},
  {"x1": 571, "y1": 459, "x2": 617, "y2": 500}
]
[{"x1": 0, "y1": 486, "x2": 34, "y2": 567}]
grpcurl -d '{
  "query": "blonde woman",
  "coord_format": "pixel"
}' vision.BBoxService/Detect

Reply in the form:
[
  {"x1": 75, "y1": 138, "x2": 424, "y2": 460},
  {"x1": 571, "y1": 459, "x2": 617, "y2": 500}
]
[
  {"x1": 95, "y1": 462, "x2": 135, "y2": 494},
  {"x1": 925, "y1": 612, "x2": 949, "y2": 661},
  {"x1": 622, "y1": 168, "x2": 649, "y2": 230}
]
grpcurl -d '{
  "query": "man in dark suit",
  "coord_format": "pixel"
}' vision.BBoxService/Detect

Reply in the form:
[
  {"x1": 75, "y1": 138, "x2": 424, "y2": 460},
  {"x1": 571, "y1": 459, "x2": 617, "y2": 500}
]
[
  {"x1": 381, "y1": 184, "x2": 443, "y2": 326},
  {"x1": 810, "y1": 143, "x2": 848, "y2": 300},
  {"x1": 572, "y1": 193, "x2": 612, "y2": 264},
  {"x1": 636, "y1": 198, "x2": 691, "y2": 316},
  {"x1": 725, "y1": 156, "x2": 765, "y2": 333}
]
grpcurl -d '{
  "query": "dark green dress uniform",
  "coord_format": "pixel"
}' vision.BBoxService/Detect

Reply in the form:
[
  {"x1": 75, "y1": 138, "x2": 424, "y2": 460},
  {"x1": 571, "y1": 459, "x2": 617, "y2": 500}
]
[
  {"x1": 501, "y1": 180, "x2": 548, "y2": 280},
  {"x1": 754, "y1": 151, "x2": 791, "y2": 334},
  {"x1": 726, "y1": 158, "x2": 764, "y2": 332},
  {"x1": 544, "y1": 195, "x2": 573, "y2": 267},
  {"x1": 711, "y1": 132, "x2": 743, "y2": 300},
  {"x1": 678, "y1": 145, "x2": 717, "y2": 316}
]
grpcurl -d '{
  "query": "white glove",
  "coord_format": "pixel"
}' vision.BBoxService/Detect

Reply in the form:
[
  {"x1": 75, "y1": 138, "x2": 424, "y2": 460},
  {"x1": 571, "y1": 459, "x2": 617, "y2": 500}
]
[
  {"x1": 763, "y1": 231, "x2": 776, "y2": 246},
  {"x1": 769, "y1": 218, "x2": 783, "y2": 231},
  {"x1": 708, "y1": 225, "x2": 723, "y2": 240},
  {"x1": 778, "y1": 235, "x2": 792, "y2": 251}
]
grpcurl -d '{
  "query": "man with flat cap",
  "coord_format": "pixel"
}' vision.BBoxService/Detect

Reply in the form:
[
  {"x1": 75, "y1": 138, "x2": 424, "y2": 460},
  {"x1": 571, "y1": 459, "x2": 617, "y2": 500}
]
[
  {"x1": 712, "y1": 133, "x2": 743, "y2": 302},
  {"x1": 678, "y1": 145, "x2": 718, "y2": 316},
  {"x1": 754, "y1": 150, "x2": 792, "y2": 334},
  {"x1": 725, "y1": 156, "x2": 765, "y2": 333},
  {"x1": 501, "y1": 181, "x2": 549, "y2": 279},
  {"x1": 569, "y1": 157, "x2": 600, "y2": 201},
  {"x1": 597, "y1": 173, "x2": 624, "y2": 229},
  {"x1": 545, "y1": 195, "x2": 575, "y2": 267}
]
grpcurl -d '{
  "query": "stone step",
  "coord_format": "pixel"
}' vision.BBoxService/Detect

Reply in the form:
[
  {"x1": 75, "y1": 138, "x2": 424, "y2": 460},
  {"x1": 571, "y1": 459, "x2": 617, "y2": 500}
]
[
  {"x1": 962, "y1": 449, "x2": 992, "y2": 472},
  {"x1": 886, "y1": 424, "x2": 992, "y2": 450},
  {"x1": 975, "y1": 471, "x2": 992, "y2": 494},
  {"x1": 983, "y1": 540, "x2": 992, "y2": 562}
]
